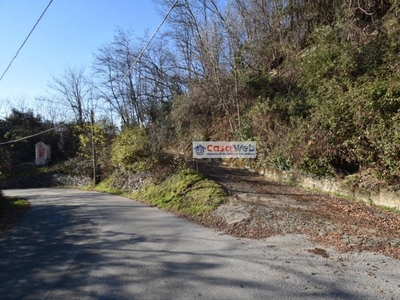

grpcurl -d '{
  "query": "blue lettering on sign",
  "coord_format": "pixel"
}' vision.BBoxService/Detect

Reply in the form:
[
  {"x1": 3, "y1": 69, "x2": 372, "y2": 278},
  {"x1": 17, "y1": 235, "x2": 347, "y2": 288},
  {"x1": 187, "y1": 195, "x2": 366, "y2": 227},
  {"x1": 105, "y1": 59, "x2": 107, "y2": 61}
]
[{"x1": 233, "y1": 144, "x2": 256, "y2": 152}]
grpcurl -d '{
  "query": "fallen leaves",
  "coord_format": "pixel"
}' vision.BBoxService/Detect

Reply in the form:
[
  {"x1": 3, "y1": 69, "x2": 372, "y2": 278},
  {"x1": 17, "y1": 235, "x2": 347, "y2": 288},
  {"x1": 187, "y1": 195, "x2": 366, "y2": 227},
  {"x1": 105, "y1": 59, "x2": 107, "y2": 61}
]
[{"x1": 197, "y1": 161, "x2": 400, "y2": 259}]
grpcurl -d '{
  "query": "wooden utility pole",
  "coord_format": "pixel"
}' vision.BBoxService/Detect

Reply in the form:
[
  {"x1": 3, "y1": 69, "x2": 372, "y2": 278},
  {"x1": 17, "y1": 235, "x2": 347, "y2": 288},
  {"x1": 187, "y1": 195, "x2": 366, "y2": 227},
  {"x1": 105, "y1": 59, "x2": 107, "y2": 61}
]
[{"x1": 91, "y1": 109, "x2": 97, "y2": 184}]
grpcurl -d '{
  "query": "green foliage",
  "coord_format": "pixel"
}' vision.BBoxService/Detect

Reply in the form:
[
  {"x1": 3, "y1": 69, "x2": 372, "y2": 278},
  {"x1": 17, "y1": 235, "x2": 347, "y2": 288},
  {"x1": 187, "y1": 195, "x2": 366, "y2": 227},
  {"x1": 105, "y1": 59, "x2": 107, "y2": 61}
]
[
  {"x1": 56, "y1": 122, "x2": 82, "y2": 159},
  {"x1": 268, "y1": 153, "x2": 292, "y2": 171},
  {"x1": 0, "y1": 187, "x2": 3, "y2": 204},
  {"x1": 0, "y1": 109, "x2": 52, "y2": 164},
  {"x1": 0, "y1": 168, "x2": 4, "y2": 186},
  {"x1": 75, "y1": 119, "x2": 117, "y2": 179},
  {"x1": 234, "y1": 113, "x2": 253, "y2": 141},
  {"x1": 0, "y1": 109, "x2": 80, "y2": 166},
  {"x1": 93, "y1": 176, "x2": 126, "y2": 195},
  {"x1": 241, "y1": 19, "x2": 400, "y2": 180},
  {"x1": 163, "y1": 2, "x2": 400, "y2": 182},
  {"x1": 0, "y1": 196, "x2": 29, "y2": 215},
  {"x1": 111, "y1": 126, "x2": 157, "y2": 172},
  {"x1": 77, "y1": 123, "x2": 106, "y2": 159},
  {"x1": 50, "y1": 157, "x2": 94, "y2": 177},
  {"x1": 299, "y1": 26, "x2": 355, "y2": 124},
  {"x1": 299, "y1": 158, "x2": 333, "y2": 179},
  {"x1": 284, "y1": 23, "x2": 400, "y2": 179},
  {"x1": 134, "y1": 169, "x2": 227, "y2": 216}
]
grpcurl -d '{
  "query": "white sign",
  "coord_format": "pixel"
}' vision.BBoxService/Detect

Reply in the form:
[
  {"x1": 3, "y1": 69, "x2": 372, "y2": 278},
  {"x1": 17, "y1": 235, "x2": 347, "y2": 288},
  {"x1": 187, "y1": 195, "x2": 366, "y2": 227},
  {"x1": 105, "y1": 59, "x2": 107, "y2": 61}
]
[{"x1": 193, "y1": 141, "x2": 256, "y2": 158}]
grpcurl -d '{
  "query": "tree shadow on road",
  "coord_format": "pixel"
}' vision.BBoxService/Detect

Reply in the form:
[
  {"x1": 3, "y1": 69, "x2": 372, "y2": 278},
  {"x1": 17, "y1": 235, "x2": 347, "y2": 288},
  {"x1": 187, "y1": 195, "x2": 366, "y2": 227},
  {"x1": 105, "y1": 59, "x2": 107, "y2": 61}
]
[{"x1": 0, "y1": 189, "x2": 388, "y2": 300}]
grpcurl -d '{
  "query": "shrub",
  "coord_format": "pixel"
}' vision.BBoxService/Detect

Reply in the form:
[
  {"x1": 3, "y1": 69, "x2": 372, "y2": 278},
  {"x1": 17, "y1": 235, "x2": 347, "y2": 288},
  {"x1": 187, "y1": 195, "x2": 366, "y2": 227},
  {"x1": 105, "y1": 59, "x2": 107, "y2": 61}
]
[
  {"x1": 299, "y1": 158, "x2": 333, "y2": 179},
  {"x1": 111, "y1": 126, "x2": 158, "y2": 172}
]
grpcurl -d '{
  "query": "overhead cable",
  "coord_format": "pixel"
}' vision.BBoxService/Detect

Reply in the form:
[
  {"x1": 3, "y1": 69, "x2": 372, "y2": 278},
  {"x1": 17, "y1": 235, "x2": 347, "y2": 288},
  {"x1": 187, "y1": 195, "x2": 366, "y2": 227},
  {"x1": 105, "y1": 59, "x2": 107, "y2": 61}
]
[
  {"x1": 0, "y1": 0, "x2": 54, "y2": 83},
  {"x1": 0, "y1": 0, "x2": 177, "y2": 145},
  {"x1": 118, "y1": 0, "x2": 179, "y2": 86},
  {"x1": 0, "y1": 127, "x2": 57, "y2": 145}
]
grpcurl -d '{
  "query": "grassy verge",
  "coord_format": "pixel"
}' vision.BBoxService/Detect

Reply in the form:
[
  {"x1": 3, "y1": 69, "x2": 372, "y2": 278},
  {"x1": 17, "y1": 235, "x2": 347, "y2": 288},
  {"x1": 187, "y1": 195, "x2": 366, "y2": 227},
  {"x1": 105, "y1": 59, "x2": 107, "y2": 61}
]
[
  {"x1": 90, "y1": 179, "x2": 126, "y2": 196},
  {"x1": 94, "y1": 168, "x2": 228, "y2": 217},
  {"x1": 133, "y1": 169, "x2": 227, "y2": 216},
  {"x1": 0, "y1": 194, "x2": 30, "y2": 235}
]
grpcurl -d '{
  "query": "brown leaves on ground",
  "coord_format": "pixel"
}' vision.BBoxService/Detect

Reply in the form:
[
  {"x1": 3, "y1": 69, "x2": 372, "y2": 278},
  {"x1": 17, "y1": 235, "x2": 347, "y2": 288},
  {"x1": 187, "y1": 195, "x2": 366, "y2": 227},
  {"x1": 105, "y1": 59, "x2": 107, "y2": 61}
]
[
  {"x1": 195, "y1": 161, "x2": 400, "y2": 259},
  {"x1": 309, "y1": 199, "x2": 400, "y2": 258}
]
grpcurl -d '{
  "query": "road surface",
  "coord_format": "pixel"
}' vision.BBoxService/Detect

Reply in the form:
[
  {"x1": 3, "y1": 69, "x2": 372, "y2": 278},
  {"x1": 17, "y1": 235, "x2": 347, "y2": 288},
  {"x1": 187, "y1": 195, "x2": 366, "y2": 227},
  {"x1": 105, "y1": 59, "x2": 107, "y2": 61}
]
[{"x1": 1, "y1": 188, "x2": 399, "y2": 299}]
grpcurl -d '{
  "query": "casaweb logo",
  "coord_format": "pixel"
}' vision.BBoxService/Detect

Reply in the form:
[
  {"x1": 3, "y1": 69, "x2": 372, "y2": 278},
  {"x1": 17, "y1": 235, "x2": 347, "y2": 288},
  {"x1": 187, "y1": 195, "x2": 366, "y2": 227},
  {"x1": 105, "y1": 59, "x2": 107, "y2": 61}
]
[
  {"x1": 206, "y1": 143, "x2": 255, "y2": 153},
  {"x1": 194, "y1": 144, "x2": 206, "y2": 156},
  {"x1": 232, "y1": 143, "x2": 255, "y2": 152},
  {"x1": 192, "y1": 141, "x2": 256, "y2": 158}
]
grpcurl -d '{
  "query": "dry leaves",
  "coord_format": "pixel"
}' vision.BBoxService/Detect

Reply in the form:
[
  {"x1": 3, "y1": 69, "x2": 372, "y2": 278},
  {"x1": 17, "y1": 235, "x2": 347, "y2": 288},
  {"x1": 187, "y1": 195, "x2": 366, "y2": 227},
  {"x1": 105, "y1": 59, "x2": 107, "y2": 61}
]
[{"x1": 196, "y1": 161, "x2": 400, "y2": 259}]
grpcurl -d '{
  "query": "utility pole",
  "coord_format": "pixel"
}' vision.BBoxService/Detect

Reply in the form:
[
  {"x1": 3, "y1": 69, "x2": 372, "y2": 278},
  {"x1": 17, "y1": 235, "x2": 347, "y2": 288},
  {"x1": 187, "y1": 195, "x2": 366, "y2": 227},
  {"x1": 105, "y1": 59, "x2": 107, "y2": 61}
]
[{"x1": 91, "y1": 109, "x2": 97, "y2": 184}]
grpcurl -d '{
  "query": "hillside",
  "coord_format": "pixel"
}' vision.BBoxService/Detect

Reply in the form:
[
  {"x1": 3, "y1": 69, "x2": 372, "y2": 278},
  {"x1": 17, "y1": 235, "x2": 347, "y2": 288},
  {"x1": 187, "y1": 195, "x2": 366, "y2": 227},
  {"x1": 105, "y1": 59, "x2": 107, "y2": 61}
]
[{"x1": 2, "y1": 1, "x2": 400, "y2": 217}]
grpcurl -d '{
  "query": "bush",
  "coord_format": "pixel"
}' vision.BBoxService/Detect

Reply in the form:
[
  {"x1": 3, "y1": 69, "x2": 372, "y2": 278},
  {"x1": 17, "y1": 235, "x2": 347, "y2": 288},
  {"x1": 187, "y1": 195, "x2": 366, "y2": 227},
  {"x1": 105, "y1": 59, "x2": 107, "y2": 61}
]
[
  {"x1": 111, "y1": 126, "x2": 158, "y2": 172},
  {"x1": 299, "y1": 158, "x2": 333, "y2": 179}
]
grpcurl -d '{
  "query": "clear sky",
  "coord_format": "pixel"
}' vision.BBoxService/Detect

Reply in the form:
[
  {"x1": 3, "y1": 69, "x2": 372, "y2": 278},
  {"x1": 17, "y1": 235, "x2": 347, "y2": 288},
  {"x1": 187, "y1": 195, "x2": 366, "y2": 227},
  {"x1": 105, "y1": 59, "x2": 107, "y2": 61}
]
[{"x1": 0, "y1": 0, "x2": 163, "y2": 113}]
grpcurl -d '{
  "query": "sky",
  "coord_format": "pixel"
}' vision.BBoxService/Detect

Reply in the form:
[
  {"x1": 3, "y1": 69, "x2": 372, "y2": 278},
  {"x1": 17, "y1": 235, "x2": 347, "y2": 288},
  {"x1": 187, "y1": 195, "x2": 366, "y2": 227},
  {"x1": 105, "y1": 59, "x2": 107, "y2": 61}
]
[{"x1": 0, "y1": 0, "x2": 164, "y2": 116}]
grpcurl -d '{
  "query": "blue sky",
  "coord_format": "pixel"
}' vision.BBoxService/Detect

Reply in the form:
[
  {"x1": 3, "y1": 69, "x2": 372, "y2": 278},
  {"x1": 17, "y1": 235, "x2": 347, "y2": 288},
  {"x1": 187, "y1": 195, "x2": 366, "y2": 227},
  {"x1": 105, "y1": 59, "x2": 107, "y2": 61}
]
[{"x1": 0, "y1": 0, "x2": 163, "y2": 112}]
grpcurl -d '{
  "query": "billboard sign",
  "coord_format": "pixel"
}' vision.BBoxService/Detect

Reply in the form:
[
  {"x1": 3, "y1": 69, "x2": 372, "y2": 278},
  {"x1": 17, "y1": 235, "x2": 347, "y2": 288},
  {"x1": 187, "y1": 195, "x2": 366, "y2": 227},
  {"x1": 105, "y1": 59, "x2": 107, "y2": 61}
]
[{"x1": 193, "y1": 141, "x2": 256, "y2": 158}]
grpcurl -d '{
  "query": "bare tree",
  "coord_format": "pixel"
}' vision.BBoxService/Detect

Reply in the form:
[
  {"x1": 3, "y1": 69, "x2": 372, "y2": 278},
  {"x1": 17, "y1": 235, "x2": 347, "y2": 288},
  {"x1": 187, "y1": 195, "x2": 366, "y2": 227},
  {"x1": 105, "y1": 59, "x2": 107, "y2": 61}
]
[
  {"x1": 93, "y1": 27, "x2": 185, "y2": 127},
  {"x1": 155, "y1": 0, "x2": 247, "y2": 138},
  {"x1": 33, "y1": 94, "x2": 72, "y2": 125},
  {"x1": 48, "y1": 66, "x2": 93, "y2": 125},
  {"x1": 93, "y1": 29, "x2": 145, "y2": 126}
]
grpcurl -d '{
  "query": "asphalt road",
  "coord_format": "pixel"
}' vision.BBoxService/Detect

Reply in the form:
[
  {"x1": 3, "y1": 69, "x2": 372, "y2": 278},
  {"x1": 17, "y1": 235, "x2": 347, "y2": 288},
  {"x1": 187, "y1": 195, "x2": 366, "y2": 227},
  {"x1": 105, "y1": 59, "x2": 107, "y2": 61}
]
[{"x1": 1, "y1": 188, "x2": 399, "y2": 300}]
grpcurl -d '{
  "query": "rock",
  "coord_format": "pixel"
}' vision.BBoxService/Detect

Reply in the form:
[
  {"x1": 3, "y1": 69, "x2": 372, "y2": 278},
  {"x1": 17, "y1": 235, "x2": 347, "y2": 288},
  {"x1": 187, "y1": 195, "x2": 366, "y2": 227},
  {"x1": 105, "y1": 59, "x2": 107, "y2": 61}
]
[{"x1": 213, "y1": 201, "x2": 252, "y2": 225}]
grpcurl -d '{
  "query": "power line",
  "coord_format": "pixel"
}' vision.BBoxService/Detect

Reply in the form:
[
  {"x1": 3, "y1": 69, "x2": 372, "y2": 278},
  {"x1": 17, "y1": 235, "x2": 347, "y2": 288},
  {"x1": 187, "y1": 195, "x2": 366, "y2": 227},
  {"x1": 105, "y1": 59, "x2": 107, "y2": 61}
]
[
  {"x1": 0, "y1": 127, "x2": 57, "y2": 145},
  {"x1": 0, "y1": 0, "x2": 54, "y2": 83},
  {"x1": 0, "y1": 1, "x2": 177, "y2": 145},
  {"x1": 118, "y1": 0, "x2": 179, "y2": 87}
]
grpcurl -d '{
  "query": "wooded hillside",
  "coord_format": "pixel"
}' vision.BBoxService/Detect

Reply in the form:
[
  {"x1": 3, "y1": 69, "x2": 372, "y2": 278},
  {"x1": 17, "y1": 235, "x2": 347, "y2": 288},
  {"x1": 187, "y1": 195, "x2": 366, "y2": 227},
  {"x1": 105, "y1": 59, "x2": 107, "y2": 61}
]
[
  {"x1": 1, "y1": 0, "x2": 400, "y2": 186},
  {"x1": 160, "y1": 0, "x2": 400, "y2": 184}
]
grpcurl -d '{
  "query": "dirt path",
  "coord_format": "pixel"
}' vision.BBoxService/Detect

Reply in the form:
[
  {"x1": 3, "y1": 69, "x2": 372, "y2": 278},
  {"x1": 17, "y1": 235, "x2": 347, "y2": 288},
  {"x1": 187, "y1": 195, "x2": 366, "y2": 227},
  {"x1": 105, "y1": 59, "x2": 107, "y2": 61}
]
[{"x1": 196, "y1": 161, "x2": 400, "y2": 259}]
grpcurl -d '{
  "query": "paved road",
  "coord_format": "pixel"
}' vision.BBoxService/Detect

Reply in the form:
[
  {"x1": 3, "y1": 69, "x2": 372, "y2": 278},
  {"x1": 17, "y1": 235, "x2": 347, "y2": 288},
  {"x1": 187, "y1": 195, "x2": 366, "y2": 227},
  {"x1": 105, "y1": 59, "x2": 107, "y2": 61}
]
[{"x1": 1, "y1": 188, "x2": 399, "y2": 299}]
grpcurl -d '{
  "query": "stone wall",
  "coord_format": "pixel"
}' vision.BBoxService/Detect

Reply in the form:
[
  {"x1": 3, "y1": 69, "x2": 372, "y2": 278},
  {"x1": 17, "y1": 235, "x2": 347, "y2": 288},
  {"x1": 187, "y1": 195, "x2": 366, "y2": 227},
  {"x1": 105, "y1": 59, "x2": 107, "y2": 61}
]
[
  {"x1": 1, "y1": 172, "x2": 91, "y2": 189},
  {"x1": 258, "y1": 167, "x2": 400, "y2": 210},
  {"x1": 103, "y1": 168, "x2": 152, "y2": 193}
]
